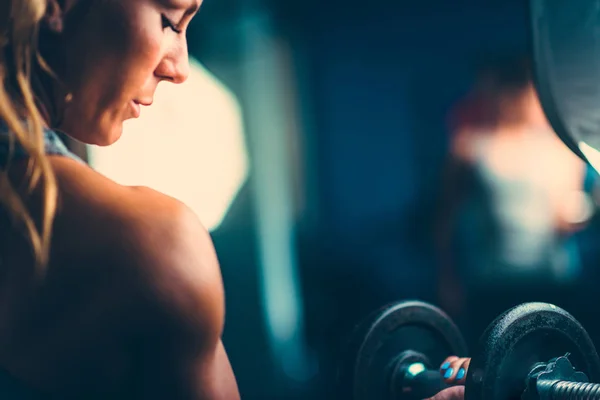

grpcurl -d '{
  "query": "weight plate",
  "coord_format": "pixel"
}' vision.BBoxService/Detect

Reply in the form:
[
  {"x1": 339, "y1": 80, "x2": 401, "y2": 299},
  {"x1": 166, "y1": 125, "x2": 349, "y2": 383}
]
[
  {"x1": 338, "y1": 300, "x2": 468, "y2": 400},
  {"x1": 465, "y1": 302, "x2": 600, "y2": 400}
]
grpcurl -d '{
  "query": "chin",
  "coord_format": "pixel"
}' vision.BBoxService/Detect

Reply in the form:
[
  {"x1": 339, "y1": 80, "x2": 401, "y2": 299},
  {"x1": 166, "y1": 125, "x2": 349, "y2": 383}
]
[
  {"x1": 79, "y1": 119, "x2": 124, "y2": 146},
  {"x1": 85, "y1": 110, "x2": 124, "y2": 146},
  {"x1": 95, "y1": 125, "x2": 124, "y2": 147},
  {"x1": 61, "y1": 108, "x2": 125, "y2": 146}
]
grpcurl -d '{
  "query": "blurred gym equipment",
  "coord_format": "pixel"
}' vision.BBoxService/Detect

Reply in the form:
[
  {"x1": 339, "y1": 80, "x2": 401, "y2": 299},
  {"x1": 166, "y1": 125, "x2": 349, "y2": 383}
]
[
  {"x1": 466, "y1": 303, "x2": 600, "y2": 400},
  {"x1": 529, "y1": 0, "x2": 600, "y2": 171}
]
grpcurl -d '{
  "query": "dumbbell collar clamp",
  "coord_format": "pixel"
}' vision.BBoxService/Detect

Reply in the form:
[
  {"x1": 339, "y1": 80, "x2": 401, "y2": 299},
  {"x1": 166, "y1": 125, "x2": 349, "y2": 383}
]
[{"x1": 522, "y1": 354, "x2": 589, "y2": 400}]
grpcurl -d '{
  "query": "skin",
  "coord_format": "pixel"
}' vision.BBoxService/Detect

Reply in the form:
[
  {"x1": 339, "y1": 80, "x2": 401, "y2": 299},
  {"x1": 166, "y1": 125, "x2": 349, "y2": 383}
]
[
  {"x1": 47, "y1": 0, "x2": 194, "y2": 146},
  {"x1": 426, "y1": 357, "x2": 470, "y2": 400},
  {"x1": 427, "y1": 386, "x2": 465, "y2": 400},
  {"x1": 0, "y1": 0, "x2": 240, "y2": 398}
]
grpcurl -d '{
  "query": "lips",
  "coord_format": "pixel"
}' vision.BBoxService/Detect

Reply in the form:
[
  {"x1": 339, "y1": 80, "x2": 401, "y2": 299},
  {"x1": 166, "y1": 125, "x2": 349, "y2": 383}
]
[
  {"x1": 129, "y1": 98, "x2": 153, "y2": 119},
  {"x1": 130, "y1": 101, "x2": 141, "y2": 118}
]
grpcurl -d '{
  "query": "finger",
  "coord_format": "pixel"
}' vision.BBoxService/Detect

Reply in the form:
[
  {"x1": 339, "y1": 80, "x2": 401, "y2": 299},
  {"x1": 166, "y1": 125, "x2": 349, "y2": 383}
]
[
  {"x1": 443, "y1": 358, "x2": 469, "y2": 383},
  {"x1": 440, "y1": 356, "x2": 460, "y2": 382},
  {"x1": 426, "y1": 385, "x2": 465, "y2": 400},
  {"x1": 440, "y1": 356, "x2": 459, "y2": 372},
  {"x1": 455, "y1": 358, "x2": 470, "y2": 384}
]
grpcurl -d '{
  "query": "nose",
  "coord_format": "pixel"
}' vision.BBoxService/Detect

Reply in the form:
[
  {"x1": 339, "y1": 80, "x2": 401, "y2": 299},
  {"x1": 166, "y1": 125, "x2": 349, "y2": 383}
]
[{"x1": 156, "y1": 41, "x2": 190, "y2": 84}]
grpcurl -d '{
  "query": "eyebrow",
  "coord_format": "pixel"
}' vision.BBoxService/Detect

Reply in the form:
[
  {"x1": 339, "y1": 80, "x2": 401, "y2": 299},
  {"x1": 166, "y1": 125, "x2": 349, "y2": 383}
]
[{"x1": 183, "y1": 0, "x2": 201, "y2": 16}]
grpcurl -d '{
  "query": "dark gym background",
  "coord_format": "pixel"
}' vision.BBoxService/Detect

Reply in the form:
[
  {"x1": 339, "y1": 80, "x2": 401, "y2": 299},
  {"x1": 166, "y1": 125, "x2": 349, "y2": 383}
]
[{"x1": 98, "y1": 0, "x2": 600, "y2": 399}]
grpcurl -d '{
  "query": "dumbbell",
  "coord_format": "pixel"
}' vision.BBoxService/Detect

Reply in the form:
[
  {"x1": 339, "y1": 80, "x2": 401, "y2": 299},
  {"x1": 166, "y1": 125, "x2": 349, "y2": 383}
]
[
  {"x1": 336, "y1": 300, "x2": 468, "y2": 400},
  {"x1": 338, "y1": 301, "x2": 600, "y2": 400},
  {"x1": 467, "y1": 302, "x2": 600, "y2": 400}
]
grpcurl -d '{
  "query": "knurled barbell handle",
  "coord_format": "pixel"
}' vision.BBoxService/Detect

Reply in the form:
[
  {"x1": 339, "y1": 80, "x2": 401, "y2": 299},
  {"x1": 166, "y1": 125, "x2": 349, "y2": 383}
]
[{"x1": 546, "y1": 381, "x2": 600, "y2": 400}]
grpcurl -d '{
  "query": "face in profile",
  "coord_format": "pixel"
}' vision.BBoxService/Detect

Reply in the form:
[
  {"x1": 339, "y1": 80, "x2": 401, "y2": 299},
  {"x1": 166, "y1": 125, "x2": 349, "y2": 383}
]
[{"x1": 43, "y1": 0, "x2": 200, "y2": 146}]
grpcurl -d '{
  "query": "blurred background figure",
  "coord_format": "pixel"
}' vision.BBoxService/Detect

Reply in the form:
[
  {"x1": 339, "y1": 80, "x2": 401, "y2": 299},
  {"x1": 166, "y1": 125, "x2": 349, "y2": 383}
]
[{"x1": 436, "y1": 56, "x2": 594, "y2": 343}]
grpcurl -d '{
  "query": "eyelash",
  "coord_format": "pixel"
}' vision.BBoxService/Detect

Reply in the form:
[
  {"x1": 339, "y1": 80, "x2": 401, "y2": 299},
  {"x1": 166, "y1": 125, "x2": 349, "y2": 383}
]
[{"x1": 161, "y1": 15, "x2": 182, "y2": 34}]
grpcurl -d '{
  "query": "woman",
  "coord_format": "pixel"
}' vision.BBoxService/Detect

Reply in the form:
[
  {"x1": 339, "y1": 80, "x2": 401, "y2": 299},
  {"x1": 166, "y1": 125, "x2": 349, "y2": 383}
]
[
  {"x1": 436, "y1": 57, "x2": 587, "y2": 343},
  {"x1": 0, "y1": 1, "x2": 239, "y2": 399}
]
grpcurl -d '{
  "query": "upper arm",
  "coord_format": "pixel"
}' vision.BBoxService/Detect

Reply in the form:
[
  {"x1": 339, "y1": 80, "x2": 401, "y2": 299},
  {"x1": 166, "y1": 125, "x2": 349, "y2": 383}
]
[
  {"x1": 124, "y1": 204, "x2": 240, "y2": 400},
  {"x1": 46, "y1": 157, "x2": 239, "y2": 400}
]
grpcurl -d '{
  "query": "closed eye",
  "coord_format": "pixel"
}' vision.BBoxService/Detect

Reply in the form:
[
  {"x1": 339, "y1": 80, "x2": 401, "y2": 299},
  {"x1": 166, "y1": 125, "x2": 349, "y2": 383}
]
[{"x1": 161, "y1": 15, "x2": 182, "y2": 34}]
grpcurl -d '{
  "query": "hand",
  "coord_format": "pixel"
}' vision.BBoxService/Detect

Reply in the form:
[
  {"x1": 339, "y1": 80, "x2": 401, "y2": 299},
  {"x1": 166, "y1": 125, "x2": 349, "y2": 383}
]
[
  {"x1": 425, "y1": 357, "x2": 471, "y2": 400},
  {"x1": 440, "y1": 356, "x2": 470, "y2": 384}
]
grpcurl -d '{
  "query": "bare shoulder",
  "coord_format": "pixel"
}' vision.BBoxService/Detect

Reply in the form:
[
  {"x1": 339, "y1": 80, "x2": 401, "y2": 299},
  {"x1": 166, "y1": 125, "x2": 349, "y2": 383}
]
[
  {"x1": 44, "y1": 157, "x2": 237, "y2": 398},
  {"x1": 49, "y1": 155, "x2": 224, "y2": 332}
]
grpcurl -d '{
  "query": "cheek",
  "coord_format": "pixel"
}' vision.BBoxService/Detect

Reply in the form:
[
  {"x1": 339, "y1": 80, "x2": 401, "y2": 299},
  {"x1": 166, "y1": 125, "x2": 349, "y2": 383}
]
[
  {"x1": 122, "y1": 26, "x2": 164, "y2": 93},
  {"x1": 66, "y1": 3, "x2": 164, "y2": 109}
]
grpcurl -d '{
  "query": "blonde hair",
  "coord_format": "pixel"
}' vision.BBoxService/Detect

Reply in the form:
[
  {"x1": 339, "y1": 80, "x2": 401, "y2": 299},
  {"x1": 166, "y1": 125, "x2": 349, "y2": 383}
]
[{"x1": 0, "y1": 0, "x2": 58, "y2": 271}]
